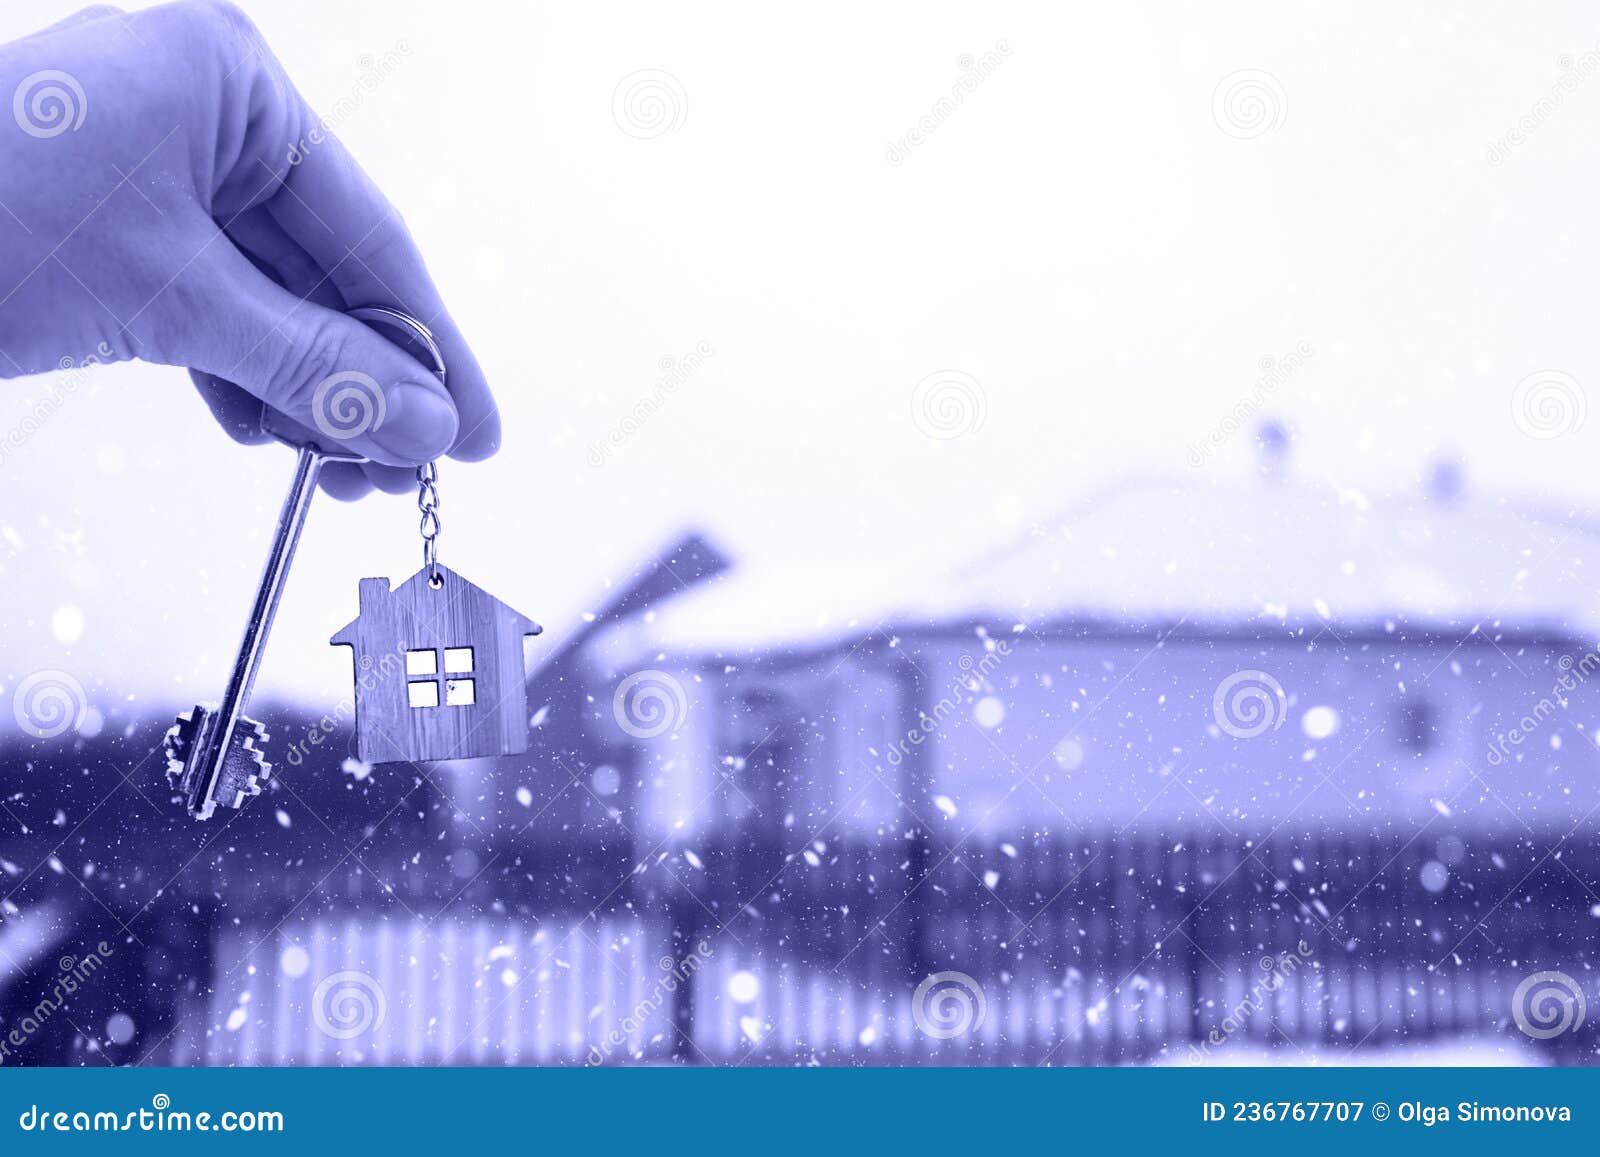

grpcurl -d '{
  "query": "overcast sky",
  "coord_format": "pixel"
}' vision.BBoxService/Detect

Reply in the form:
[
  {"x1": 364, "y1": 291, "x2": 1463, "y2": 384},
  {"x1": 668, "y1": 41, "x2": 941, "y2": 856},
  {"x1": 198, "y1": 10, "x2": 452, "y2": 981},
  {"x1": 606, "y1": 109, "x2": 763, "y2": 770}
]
[{"x1": 5, "y1": 0, "x2": 1600, "y2": 715}]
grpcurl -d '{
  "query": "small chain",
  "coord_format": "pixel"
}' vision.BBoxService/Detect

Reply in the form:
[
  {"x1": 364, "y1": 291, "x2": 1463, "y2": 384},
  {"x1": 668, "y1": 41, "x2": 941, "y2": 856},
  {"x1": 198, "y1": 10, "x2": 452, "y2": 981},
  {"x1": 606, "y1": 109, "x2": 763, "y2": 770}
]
[{"x1": 417, "y1": 461, "x2": 441, "y2": 584}]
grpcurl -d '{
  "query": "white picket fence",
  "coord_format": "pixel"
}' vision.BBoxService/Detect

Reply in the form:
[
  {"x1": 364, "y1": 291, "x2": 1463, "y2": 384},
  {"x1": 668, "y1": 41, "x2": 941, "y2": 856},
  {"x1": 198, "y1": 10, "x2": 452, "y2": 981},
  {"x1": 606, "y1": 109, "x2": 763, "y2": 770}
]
[{"x1": 177, "y1": 911, "x2": 1537, "y2": 1066}]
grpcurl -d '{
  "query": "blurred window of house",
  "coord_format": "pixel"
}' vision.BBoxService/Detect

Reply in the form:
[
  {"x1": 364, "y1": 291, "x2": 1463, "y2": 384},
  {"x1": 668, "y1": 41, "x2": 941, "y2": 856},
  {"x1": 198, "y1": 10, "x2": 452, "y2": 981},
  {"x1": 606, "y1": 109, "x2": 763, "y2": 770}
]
[
  {"x1": 726, "y1": 687, "x2": 805, "y2": 829},
  {"x1": 1397, "y1": 696, "x2": 1437, "y2": 753}
]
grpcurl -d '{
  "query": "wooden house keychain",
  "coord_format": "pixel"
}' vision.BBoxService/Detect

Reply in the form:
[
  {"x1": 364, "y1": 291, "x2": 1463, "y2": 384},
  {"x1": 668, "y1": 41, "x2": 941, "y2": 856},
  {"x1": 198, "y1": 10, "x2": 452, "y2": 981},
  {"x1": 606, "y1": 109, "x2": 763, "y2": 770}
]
[
  {"x1": 323, "y1": 309, "x2": 543, "y2": 764},
  {"x1": 330, "y1": 455, "x2": 543, "y2": 765},
  {"x1": 165, "y1": 307, "x2": 540, "y2": 821}
]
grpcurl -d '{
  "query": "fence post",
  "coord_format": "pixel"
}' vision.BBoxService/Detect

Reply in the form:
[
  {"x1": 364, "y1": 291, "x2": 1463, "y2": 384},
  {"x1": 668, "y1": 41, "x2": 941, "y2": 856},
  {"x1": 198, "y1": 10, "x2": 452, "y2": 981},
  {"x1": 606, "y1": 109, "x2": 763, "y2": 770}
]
[{"x1": 893, "y1": 653, "x2": 934, "y2": 986}]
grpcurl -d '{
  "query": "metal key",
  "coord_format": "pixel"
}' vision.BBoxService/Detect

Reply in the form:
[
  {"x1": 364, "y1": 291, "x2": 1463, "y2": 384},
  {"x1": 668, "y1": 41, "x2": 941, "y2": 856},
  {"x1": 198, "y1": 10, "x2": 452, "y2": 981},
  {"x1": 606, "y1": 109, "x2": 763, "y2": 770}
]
[
  {"x1": 164, "y1": 444, "x2": 333, "y2": 817},
  {"x1": 165, "y1": 307, "x2": 447, "y2": 819}
]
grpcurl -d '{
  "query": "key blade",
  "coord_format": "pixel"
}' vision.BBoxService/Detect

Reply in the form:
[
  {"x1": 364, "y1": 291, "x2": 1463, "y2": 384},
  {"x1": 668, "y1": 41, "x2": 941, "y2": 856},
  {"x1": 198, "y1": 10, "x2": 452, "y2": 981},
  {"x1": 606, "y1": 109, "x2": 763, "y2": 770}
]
[{"x1": 176, "y1": 446, "x2": 325, "y2": 821}]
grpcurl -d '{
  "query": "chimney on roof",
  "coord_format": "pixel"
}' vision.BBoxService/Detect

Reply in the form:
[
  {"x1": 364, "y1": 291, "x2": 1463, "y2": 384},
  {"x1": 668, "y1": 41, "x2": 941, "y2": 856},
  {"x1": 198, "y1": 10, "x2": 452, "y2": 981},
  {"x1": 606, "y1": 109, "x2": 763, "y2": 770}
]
[{"x1": 1255, "y1": 419, "x2": 1290, "y2": 485}]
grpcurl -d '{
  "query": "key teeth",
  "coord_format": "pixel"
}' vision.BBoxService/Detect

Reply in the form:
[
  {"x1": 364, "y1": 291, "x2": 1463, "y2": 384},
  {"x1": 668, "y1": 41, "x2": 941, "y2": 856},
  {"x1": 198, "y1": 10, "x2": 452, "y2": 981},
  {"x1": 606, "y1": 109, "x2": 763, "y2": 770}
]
[
  {"x1": 163, "y1": 707, "x2": 205, "y2": 792},
  {"x1": 164, "y1": 708, "x2": 274, "y2": 820},
  {"x1": 226, "y1": 758, "x2": 271, "y2": 805},
  {"x1": 161, "y1": 728, "x2": 181, "y2": 780},
  {"x1": 214, "y1": 724, "x2": 273, "y2": 813}
]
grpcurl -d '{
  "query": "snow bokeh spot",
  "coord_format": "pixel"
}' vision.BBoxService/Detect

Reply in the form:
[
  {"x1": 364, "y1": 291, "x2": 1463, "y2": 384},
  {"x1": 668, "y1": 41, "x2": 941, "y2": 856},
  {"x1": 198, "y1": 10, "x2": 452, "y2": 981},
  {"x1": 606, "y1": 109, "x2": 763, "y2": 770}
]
[
  {"x1": 105, "y1": 1012, "x2": 135, "y2": 1045},
  {"x1": 973, "y1": 696, "x2": 1005, "y2": 728},
  {"x1": 591, "y1": 764, "x2": 621, "y2": 795},
  {"x1": 1051, "y1": 737, "x2": 1085, "y2": 771},
  {"x1": 728, "y1": 971, "x2": 760, "y2": 1003},
  {"x1": 51, "y1": 604, "x2": 84, "y2": 644},
  {"x1": 1420, "y1": 861, "x2": 1449, "y2": 893},
  {"x1": 1301, "y1": 705, "x2": 1340, "y2": 739}
]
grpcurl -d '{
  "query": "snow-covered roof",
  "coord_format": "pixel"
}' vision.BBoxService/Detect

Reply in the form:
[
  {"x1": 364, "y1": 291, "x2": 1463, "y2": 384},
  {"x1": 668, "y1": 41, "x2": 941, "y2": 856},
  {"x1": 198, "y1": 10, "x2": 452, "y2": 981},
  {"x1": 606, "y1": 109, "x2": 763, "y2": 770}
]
[
  {"x1": 591, "y1": 471, "x2": 1600, "y2": 663},
  {"x1": 582, "y1": 559, "x2": 907, "y2": 673},
  {"x1": 924, "y1": 473, "x2": 1600, "y2": 636}
]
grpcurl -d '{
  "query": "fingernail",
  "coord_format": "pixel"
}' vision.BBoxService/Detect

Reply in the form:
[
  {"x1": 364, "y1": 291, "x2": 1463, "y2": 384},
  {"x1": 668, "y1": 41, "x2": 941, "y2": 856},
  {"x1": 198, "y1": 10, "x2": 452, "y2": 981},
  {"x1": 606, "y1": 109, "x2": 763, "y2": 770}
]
[{"x1": 371, "y1": 381, "x2": 458, "y2": 462}]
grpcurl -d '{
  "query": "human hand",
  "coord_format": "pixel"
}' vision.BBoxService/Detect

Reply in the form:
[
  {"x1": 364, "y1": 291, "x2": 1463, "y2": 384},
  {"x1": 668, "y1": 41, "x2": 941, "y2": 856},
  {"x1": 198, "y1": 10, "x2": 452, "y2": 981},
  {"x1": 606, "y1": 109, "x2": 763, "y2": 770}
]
[{"x1": 0, "y1": 2, "x2": 499, "y2": 498}]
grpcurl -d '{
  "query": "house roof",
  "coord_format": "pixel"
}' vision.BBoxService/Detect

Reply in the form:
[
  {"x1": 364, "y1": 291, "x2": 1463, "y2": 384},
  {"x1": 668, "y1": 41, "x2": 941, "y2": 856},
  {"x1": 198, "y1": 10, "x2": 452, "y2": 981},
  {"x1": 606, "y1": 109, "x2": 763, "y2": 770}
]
[
  {"x1": 330, "y1": 565, "x2": 541, "y2": 645},
  {"x1": 589, "y1": 468, "x2": 1600, "y2": 663},
  {"x1": 923, "y1": 473, "x2": 1600, "y2": 637},
  {"x1": 526, "y1": 532, "x2": 729, "y2": 681}
]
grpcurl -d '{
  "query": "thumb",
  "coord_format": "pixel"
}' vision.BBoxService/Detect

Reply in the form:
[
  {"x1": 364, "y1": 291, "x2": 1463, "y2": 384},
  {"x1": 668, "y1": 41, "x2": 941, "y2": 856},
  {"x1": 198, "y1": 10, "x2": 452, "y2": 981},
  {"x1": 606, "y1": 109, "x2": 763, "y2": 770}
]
[{"x1": 165, "y1": 238, "x2": 459, "y2": 466}]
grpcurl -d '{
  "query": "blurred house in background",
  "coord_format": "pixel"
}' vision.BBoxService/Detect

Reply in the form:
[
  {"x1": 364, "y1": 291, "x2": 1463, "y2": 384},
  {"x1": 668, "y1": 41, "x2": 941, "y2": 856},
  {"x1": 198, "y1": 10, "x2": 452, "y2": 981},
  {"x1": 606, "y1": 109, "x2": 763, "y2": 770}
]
[
  {"x1": 4, "y1": 434, "x2": 1597, "y2": 1065},
  {"x1": 569, "y1": 434, "x2": 1600, "y2": 1063}
]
